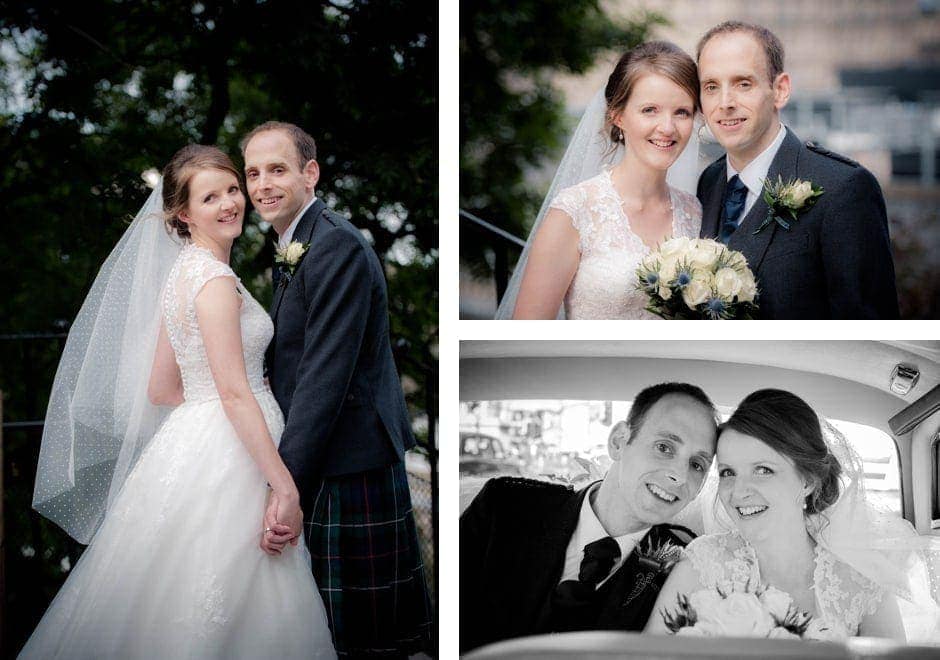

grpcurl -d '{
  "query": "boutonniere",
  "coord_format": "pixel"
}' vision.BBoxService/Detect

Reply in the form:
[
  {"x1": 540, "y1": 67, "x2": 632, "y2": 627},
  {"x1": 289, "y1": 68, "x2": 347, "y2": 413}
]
[
  {"x1": 754, "y1": 175, "x2": 824, "y2": 234},
  {"x1": 275, "y1": 241, "x2": 310, "y2": 278},
  {"x1": 622, "y1": 536, "x2": 684, "y2": 607},
  {"x1": 635, "y1": 537, "x2": 682, "y2": 573}
]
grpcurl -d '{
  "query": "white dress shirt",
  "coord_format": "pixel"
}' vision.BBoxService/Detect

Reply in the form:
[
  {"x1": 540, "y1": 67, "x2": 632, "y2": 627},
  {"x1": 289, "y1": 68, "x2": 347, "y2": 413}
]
[
  {"x1": 560, "y1": 483, "x2": 651, "y2": 589},
  {"x1": 725, "y1": 122, "x2": 787, "y2": 218},
  {"x1": 276, "y1": 196, "x2": 318, "y2": 250}
]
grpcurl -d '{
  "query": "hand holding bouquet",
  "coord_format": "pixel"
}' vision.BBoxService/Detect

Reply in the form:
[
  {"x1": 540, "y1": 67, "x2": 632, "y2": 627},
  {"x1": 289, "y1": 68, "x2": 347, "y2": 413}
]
[{"x1": 636, "y1": 238, "x2": 759, "y2": 320}]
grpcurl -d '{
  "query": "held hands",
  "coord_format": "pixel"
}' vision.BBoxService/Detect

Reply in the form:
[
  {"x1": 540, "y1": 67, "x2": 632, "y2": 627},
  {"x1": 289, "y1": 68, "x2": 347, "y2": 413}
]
[{"x1": 260, "y1": 488, "x2": 304, "y2": 556}]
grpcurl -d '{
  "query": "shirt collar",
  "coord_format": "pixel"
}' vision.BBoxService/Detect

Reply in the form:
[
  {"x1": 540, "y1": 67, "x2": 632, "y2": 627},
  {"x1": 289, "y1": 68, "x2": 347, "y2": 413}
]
[
  {"x1": 276, "y1": 195, "x2": 318, "y2": 250},
  {"x1": 726, "y1": 122, "x2": 787, "y2": 198},
  {"x1": 576, "y1": 482, "x2": 650, "y2": 560}
]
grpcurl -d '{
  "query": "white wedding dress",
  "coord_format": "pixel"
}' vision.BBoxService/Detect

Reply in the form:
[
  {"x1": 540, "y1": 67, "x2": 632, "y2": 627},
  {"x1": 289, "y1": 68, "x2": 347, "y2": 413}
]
[
  {"x1": 683, "y1": 531, "x2": 885, "y2": 640},
  {"x1": 548, "y1": 170, "x2": 701, "y2": 319},
  {"x1": 20, "y1": 244, "x2": 336, "y2": 659}
]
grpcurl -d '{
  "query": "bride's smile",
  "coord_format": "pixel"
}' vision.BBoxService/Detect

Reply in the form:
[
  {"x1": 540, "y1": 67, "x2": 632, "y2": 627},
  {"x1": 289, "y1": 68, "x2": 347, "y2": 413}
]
[
  {"x1": 612, "y1": 72, "x2": 695, "y2": 173},
  {"x1": 717, "y1": 429, "x2": 811, "y2": 538}
]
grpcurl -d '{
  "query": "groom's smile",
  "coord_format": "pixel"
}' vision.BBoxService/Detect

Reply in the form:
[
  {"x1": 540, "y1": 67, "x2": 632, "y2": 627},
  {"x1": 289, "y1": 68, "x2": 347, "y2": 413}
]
[
  {"x1": 244, "y1": 128, "x2": 319, "y2": 233},
  {"x1": 646, "y1": 482, "x2": 679, "y2": 503},
  {"x1": 698, "y1": 31, "x2": 791, "y2": 170}
]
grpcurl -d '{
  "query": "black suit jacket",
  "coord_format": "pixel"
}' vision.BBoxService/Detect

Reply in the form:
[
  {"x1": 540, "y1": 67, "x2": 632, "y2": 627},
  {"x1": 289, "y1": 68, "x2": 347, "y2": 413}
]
[
  {"x1": 460, "y1": 477, "x2": 695, "y2": 654},
  {"x1": 267, "y1": 198, "x2": 416, "y2": 494},
  {"x1": 697, "y1": 127, "x2": 899, "y2": 319}
]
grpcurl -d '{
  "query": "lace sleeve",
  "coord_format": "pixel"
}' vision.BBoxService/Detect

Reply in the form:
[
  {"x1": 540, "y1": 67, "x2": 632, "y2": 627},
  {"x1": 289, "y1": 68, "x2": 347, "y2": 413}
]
[
  {"x1": 683, "y1": 533, "x2": 758, "y2": 591},
  {"x1": 185, "y1": 258, "x2": 238, "y2": 309},
  {"x1": 163, "y1": 248, "x2": 239, "y2": 355},
  {"x1": 814, "y1": 547, "x2": 886, "y2": 635},
  {"x1": 683, "y1": 534, "x2": 727, "y2": 589},
  {"x1": 548, "y1": 184, "x2": 589, "y2": 250}
]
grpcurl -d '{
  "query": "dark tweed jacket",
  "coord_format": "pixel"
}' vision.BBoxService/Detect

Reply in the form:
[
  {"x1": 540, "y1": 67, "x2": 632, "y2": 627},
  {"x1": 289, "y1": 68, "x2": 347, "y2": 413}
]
[
  {"x1": 460, "y1": 477, "x2": 695, "y2": 654},
  {"x1": 697, "y1": 127, "x2": 899, "y2": 319},
  {"x1": 267, "y1": 198, "x2": 415, "y2": 496}
]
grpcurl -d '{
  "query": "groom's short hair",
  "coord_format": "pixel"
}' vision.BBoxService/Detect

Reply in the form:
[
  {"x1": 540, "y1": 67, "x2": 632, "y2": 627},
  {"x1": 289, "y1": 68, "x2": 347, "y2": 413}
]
[
  {"x1": 624, "y1": 383, "x2": 719, "y2": 444},
  {"x1": 240, "y1": 121, "x2": 317, "y2": 170},
  {"x1": 696, "y1": 21, "x2": 785, "y2": 84}
]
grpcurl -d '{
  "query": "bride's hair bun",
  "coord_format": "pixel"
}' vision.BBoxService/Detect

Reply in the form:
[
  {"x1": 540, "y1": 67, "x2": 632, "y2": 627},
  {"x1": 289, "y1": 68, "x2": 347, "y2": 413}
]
[
  {"x1": 603, "y1": 41, "x2": 700, "y2": 146},
  {"x1": 721, "y1": 389, "x2": 843, "y2": 515},
  {"x1": 161, "y1": 144, "x2": 244, "y2": 239}
]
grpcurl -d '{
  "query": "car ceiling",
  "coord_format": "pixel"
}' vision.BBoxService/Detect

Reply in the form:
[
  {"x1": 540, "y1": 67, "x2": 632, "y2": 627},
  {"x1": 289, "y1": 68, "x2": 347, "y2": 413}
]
[{"x1": 461, "y1": 340, "x2": 939, "y2": 401}]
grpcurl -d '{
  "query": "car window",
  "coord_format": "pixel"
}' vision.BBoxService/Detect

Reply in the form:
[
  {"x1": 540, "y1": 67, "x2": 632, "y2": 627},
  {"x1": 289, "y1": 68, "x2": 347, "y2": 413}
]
[
  {"x1": 460, "y1": 400, "x2": 904, "y2": 518},
  {"x1": 829, "y1": 419, "x2": 902, "y2": 517}
]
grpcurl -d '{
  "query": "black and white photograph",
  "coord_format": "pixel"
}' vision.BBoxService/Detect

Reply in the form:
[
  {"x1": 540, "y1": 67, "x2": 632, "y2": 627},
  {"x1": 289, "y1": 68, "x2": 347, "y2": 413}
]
[{"x1": 460, "y1": 340, "x2": 940, "y2": 656}]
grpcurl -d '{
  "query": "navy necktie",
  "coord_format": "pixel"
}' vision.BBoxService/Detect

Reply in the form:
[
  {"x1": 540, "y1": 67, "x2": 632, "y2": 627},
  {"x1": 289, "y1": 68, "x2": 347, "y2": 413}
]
[{"x1": 720, "y1": 174, "x2": 748, "y2": 244}]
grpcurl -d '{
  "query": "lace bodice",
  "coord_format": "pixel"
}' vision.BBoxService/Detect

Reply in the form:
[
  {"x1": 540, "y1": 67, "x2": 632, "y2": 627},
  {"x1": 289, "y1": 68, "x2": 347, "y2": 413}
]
[
  {"x1": 683, "y1": 532, "x2": 885, "y2": 640},
  {"x1": 549, "y1": 170, "x2": 702, "y2": 319},
  {"x1": 162, "y1": 244, "x2": 272, "y2": 402}
]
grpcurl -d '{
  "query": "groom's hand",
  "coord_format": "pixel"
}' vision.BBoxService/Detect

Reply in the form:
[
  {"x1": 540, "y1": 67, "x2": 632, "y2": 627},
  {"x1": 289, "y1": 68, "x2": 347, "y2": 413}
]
[{"x1": 261, "y1": 490, "x2": 296, "y2": 555}]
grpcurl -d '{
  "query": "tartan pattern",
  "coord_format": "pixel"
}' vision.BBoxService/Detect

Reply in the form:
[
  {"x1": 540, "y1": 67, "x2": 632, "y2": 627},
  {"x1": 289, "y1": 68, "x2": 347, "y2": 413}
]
[{"x1": 306, "y1": 462, "x2": 433, "y2": 657}]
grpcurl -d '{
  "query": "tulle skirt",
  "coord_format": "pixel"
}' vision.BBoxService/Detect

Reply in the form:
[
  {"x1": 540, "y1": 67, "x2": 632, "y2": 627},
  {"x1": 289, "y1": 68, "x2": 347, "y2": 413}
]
[{"x1": 19, "y1": 391, "x2": 336, "y2": 659}]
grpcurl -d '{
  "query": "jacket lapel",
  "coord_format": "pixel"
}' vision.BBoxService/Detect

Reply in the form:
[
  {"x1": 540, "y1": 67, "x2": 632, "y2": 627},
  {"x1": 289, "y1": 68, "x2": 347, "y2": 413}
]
[
  {"x1": 727, "y1": 128, "x2": 802, "y2": 273},
  {"x1": 268, "y1": 197, "x2": 326, "y2": 323},
  {"x1": 596, "y1": 525, "x2": 670, "y2": 629},
  {"x1": 699, "y1": 158, "x2": 727, "y2": 239},
  {"x1": 530, "y1": 482, "x2": 596, "y2": 632}
]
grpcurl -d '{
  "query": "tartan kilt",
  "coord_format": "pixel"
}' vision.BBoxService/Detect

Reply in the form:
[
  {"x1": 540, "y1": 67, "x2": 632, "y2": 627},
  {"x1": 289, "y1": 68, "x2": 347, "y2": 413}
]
[{"x1": 305, "y1": 461, "x2": 433, "y2": 657}]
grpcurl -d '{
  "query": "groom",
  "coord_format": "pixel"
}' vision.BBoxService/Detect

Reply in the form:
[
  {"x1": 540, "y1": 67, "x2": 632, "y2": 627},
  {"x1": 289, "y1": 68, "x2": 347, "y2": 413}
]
[
  {"x1": 696, "y1": 21, "x2": 899, "y2": 319},
  {"x1": 460, "y1": 383, "x2": 718, "y2": 653},
  {"x1": 242, "y1": 121, "x2": 431, "y2": 657}
]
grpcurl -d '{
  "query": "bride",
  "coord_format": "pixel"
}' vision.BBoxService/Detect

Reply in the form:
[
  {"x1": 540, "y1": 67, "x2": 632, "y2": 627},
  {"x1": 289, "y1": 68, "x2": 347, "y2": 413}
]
[
  {"x1": 497, "y1": 41, "x2": 703, "y2": 320},
  {"x1": 646, "y1": 389, "x2": 940, "y2": 641},
  {"x1": 20, "y1": 145, "x2": 335, "y2": 658}
]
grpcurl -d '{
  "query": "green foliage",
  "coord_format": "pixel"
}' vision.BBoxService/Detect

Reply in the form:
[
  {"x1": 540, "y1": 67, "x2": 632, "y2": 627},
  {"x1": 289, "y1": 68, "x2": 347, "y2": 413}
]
[
  {"x1": 0, "y1": 1, "x2": 436, "y2": 653},
  {"x1": 459, "y1": 0, "x2": 665, "y2": 276}
]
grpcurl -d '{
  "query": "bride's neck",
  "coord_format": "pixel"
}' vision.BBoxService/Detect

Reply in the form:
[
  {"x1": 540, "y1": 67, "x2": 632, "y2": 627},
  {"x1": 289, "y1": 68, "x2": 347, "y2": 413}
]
[
  {"x1": 610, "y1": 152, "x2": 670, "y2": 208},
  {"x1": 749, "y1": 527, "x2": 816, "y2": 583},
  {"x1": 191, "y1": 236, "x2": 232, "y2": 265}
]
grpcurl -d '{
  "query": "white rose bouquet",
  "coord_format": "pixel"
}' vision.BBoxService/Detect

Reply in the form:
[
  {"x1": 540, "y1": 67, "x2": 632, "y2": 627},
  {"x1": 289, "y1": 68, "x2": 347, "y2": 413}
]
[
  {"x1": 662, "y1": 582, "x2": 819, "y2": 639},
  {"x1": 636, "y1": 237, "x2": 759, "y2": 319}
]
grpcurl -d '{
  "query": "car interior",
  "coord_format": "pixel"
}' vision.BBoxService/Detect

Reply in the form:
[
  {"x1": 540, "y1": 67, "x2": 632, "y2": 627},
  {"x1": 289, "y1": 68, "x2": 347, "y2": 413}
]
[{"x1": 459, "y1": 340, "x2": 940, "y2": 659}]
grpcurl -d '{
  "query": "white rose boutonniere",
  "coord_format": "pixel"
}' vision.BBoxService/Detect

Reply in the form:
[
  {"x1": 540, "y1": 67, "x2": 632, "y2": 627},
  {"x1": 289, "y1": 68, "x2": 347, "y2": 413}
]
[
  {"x1": 755, "y1": 175, "x2": 824, "y2": 234},
  {"x1": 275, "y1": 241, "x2": 310, "y2": 279}
]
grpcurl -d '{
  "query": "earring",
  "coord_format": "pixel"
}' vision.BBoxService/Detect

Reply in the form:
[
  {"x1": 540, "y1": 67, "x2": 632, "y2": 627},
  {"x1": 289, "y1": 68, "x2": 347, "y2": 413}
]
[{"x1": 613, "y1": 126, "x2": 623, "y2": 143}]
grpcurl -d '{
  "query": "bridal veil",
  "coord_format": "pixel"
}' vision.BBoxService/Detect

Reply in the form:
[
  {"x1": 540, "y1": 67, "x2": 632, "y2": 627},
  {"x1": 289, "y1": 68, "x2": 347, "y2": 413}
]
[{"x1": 33, "y1": 182, "x2": 182, "y2": 543}]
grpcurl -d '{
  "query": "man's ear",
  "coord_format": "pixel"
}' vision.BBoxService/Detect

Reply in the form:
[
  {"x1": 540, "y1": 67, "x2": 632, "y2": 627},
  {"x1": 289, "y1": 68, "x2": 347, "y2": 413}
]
[
  {"x1": 608, "y1": 421, "x2": 630, "y2": 460},
  {"x1": 772, "y1": 71, "x2": 791, "y2": 111},
  {"x1": 303, "y1": 159, "x2": 320, "y2": 192}
]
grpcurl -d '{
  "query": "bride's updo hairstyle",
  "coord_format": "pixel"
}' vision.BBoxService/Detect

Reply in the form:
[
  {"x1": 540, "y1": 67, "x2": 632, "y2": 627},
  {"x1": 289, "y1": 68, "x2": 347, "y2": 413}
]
[
  {"x1": 721, "y1": 389, "x2": 842, "y2": 515},
  {"x1": 604, "y1": 40, "x2": 699, "y2": 146},
  {"x1": 161, "y1": 144, "x2": 243, "y2": 239}
]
